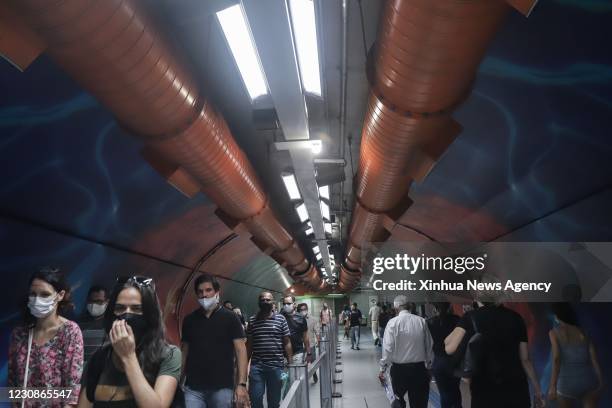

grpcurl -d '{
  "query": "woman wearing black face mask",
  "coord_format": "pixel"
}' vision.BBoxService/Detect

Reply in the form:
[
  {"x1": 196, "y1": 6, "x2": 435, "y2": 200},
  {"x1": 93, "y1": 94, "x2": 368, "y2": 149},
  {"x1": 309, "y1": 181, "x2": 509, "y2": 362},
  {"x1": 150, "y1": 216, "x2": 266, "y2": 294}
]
[{"x1": 77, "y1": 276, "x2": 181, "y2": 408}]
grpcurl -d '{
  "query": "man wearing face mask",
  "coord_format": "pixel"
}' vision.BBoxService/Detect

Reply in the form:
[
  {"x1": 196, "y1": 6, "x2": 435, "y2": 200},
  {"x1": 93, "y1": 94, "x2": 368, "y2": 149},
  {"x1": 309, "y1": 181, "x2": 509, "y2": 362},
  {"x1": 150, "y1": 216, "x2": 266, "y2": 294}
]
[
  {"x1": 298, "y1": 303, "x2": 319, "y2": 383},
  {"x1": 181, "y1": 274, "x2": 249, "y2": 408},
  {"x1": 281, "y1": 295, "x2": 311, "y2": 365},
  {"x1": 247, "y1": 291, "x2": 292, "y2": 408},
  {"x1": 78, "y1": 285, "x2": 109, "y2": 363}
]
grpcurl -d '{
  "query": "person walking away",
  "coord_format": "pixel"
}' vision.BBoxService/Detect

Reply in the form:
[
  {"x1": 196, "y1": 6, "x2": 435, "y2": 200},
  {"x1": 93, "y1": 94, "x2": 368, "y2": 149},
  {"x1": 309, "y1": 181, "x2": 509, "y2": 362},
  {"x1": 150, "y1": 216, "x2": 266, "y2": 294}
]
[
  {"x1": 349, "y1": 303, "x2": 363, "y2": 350},
  {"x1": 426, "y1": 302, "x2": 461, "y2": 408},
  {"x1": 379, "y1": 296, "x2": 433, "y2": 408},
  {"x1": 548, "y1": 302, "x2": 603, "y2": 408},
  {"x1": 369, "y1": 301, "x2": 381, "y2": 346},
  {"x1": 8, "y1": 267, "x2": 84, "y2": 408},
  {"x1": 341, "y1": 305, "x2": 351, "y2": 340},
  {"x1": 379, "y1": 304, "x2": 391, "y2": 347},
  {"x1": 181, "y1": 274, "x2": 249, "y2": 408},
  {"x1": 246, "y1": 292, "x2": 293, "y2": 408},
  {"x1": 445, "y1": 301, "x2": 545, "y2": 408}
]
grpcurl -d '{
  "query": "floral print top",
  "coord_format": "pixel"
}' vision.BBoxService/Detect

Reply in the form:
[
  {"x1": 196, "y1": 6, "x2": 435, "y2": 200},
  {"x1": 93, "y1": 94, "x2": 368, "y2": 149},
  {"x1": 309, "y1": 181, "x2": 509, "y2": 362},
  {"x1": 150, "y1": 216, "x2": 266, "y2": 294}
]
[{"x1": 8, "y1": 320, "x2": 84, "y2": 407}]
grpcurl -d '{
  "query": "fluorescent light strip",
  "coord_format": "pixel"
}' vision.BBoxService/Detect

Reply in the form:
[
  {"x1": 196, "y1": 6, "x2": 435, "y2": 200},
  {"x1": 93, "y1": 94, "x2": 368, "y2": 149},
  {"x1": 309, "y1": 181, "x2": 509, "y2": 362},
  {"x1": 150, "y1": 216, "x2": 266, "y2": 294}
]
[
  {"x1": 304, "y1": 227, "x2": 314, "y2": 235},
  {"x1": 319, "y1": 185, "x2": 329, "y2": 200},
  {"x1": 295, "y1": 203, "x2": 309, "y2": 222},
  {"x1": 217, "y1": 5, "x2": 268, "y2": 100},
  {"x1": 282, "y1": 173, "x2": 301, "y2": 200},
  {"x1": 320, "y1": 200, "x2": 330, "y2": 221},
  {"x1": 316, "y1": 253, "x2": 322, "y2": 260},
  {"x1": 288, "y1": 0, "x2": 322, "y2": 96},
  {"x1": 324, "y1": 222, "x2": 332, "y2": 235},
  {"x1": 312, "y1": 246, "x2": 320, "y2": 254}
]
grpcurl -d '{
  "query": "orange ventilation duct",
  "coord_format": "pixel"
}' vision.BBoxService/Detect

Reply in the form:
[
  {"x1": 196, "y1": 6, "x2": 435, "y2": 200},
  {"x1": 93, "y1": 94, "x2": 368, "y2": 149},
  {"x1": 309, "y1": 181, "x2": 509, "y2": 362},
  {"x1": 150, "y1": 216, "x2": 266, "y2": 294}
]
[
  {"x1": 339, "y1": 0, "x2": 535, "y2": 292},
  {"x1": 8, "y1": 0, "x2": 322, "y2": 289}
]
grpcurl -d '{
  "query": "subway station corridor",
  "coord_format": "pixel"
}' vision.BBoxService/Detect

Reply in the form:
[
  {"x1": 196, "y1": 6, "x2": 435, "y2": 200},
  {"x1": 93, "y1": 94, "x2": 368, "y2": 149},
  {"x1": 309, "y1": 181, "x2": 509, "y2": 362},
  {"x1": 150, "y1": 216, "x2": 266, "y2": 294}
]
[{"x1": 2, "y1": 0, "x2": 612, "y2": 406}]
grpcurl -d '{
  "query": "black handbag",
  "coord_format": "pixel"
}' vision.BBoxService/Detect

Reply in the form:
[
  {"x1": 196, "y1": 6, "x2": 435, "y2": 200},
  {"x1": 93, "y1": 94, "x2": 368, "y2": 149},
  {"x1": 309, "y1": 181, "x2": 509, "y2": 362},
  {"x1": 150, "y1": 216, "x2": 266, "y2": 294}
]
[{"x1": 453, "y1": 314, "x2": 485, "y2": 378}]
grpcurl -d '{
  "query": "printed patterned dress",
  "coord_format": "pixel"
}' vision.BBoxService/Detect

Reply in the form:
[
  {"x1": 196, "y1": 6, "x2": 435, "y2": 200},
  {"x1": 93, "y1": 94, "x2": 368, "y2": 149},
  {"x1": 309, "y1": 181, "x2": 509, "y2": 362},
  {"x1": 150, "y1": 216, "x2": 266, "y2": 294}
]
[{"x1": 8, "y1": 320, "x2": 84, "y2": 407}]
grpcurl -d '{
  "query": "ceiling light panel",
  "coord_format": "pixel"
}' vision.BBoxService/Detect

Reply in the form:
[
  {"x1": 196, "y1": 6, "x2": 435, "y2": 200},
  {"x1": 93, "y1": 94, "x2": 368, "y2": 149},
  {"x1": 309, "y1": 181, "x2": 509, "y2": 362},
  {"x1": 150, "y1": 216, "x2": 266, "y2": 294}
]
[
  {"x1": 320, "y1": 200, "x2": 330, "y2": 220},
  {"x1": 295, "y1": 203, "x2": 309, "y2": 222},
  {"x1": 324, "y1": 222, "x2": 332, "y2": 234},
  {"x1": 288, "y1": 0, "x2": 322, "y2": 96},
  {"x1": 217, "y1": 4, "x2": 268, "y2": 100},
  {"x1": 281, "y1": 173, "x2": 301, "y2": 200},
  {"x1": 319, "y1": 185, "x2": 329, "y2": 200}
]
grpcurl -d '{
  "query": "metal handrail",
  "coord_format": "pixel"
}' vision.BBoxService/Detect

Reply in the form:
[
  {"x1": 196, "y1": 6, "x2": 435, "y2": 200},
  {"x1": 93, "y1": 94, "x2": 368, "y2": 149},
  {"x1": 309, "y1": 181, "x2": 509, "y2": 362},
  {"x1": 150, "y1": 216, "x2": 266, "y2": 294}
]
[
  {"x1": 281, "y1": 319, "x2": 339, "y2": 408},
  {"x1": 279, "y1": 380, "x2": 302, "y2": 408},
  {"x1": 308, "y1": 350, "x2": 326, "y2": 377}
]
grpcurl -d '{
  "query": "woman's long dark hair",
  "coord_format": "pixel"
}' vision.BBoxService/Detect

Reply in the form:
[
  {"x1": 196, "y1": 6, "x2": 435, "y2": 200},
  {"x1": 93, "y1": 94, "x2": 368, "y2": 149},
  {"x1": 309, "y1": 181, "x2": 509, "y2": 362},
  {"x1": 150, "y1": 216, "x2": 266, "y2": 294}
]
[
  {"x1": 552, "y1": 302, "x2": 580, "y2": 327},
  {"x1": 23, "y1": 267, "x2": 74, "y2": 328},
  {"x1": 104, "y1": 277, "x2": 169, "y2": 385}
]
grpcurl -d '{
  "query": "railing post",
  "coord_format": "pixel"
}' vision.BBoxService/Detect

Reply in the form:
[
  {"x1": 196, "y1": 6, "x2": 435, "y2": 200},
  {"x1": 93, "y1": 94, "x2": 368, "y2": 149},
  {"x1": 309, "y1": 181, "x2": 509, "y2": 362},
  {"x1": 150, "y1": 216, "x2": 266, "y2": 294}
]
[
  {"x1": 288, "y1": 361, "x2": 309, "y2": 408},
  {"x1": 319, "y1": 337, "x2": 332, "y2": 408}
]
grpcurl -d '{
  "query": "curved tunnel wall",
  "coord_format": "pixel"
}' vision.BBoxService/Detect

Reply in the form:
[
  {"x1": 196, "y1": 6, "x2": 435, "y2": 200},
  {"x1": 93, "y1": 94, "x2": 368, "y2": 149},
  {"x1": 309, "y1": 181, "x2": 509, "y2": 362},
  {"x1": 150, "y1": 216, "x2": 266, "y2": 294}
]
[
  {"x1": 340, "y1": 0, "x2": 519, "y2": 290},
  {"x1": 7, "y1": 0, "x2": 323, "y2": 290}
]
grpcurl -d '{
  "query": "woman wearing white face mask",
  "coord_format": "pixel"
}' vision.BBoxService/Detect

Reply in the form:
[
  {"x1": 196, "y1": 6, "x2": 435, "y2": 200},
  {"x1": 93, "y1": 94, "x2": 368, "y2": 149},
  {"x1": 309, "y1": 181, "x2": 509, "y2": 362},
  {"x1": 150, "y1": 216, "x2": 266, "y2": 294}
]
[{"x1": 8, "y1": 267, "x2": 84, "y2": 407}]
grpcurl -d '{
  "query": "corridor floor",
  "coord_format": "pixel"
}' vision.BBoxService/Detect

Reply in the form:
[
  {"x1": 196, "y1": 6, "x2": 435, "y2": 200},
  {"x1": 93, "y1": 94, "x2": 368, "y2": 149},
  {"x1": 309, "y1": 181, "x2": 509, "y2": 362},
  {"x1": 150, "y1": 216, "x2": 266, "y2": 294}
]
[{"x1": 321, "y1": 329, "x2": 471, "y2": 408}]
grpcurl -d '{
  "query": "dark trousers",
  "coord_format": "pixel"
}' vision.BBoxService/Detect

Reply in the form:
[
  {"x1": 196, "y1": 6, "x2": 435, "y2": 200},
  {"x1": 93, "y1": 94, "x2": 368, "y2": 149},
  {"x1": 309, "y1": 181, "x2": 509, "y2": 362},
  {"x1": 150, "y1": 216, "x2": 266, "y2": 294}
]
[
  {"x1": 390, "y1": 362, "x2": 430, "y2": 408},
  {"x1": 432, "y1": 369, "x2": 462, "y2": 408}
]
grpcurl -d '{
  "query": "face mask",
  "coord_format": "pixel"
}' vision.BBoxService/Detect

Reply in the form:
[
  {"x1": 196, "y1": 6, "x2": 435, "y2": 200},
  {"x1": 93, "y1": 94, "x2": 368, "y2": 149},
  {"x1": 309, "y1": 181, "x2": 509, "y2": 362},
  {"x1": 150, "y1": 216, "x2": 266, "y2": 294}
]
[
  {"x1": 28, "y1": 295, "x2": 57, "y2": 319},
  {"x1": 116, "y1": 313, "x2": 148, "y2": 343},
  {"x1": 87, "y1": 303, "x2": 107, "y2": 318},
  {"x1": 283, "y1": 304, "x2": 294, "y2": 314},
  {"x1": 259, "y1": 301, "x2": 273, "y2": 313},
  {"x1": 301, "y1": 311, "x2": 308, "y2": 317},
  {"x1": 198, "y1": 293, "x2": 219, "y2": 311}
]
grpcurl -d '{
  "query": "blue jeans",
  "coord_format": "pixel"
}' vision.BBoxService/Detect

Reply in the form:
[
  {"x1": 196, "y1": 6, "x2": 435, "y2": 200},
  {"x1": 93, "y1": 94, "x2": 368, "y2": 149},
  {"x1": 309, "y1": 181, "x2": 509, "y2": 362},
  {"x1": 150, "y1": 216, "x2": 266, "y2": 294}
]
[
  {"x1": 249, "y1": 362, "x2": 284, "y2": 408},
  {"x1": 350, "y1": 326, "x2": 360, "y2": 347},
  {"x1": 183, "y1": 385, "x2": 233, "y2": 408}
]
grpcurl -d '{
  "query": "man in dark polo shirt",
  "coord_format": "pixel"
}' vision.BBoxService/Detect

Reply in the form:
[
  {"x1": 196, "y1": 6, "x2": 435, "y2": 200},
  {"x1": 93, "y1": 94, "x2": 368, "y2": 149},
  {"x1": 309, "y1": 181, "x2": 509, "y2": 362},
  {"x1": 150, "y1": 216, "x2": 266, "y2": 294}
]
[
  {"x1": 281, "y1": 295, "x2": 311, "y2": 364},
  {"x1": 181, "y1": 274, "x2": 249, "y2": 408}
]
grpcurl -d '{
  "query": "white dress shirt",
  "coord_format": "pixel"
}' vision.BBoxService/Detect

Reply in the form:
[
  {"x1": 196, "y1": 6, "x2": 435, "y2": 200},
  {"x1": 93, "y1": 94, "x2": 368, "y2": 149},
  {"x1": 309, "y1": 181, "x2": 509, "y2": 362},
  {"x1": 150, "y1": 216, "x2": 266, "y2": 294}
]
[
  {"x1": 369, "y1": 305, "x2": 381, "y2": 321},
  {"x1": 380, "y1": 310, "x2": 434, "y2": 370}
]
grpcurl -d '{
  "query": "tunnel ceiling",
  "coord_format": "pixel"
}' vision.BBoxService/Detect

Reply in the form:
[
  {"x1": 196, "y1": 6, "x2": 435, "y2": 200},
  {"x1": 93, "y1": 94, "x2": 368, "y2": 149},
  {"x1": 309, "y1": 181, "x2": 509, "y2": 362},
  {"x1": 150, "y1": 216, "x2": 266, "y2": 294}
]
[{"x1": 1, "y1": 0, "x2": 612, "y2": 295}]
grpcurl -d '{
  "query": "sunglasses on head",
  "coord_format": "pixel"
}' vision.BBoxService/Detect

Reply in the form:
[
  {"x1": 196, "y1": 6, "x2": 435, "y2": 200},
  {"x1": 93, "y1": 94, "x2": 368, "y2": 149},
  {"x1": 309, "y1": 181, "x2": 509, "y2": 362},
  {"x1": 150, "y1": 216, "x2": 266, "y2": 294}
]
[{"x1": 117, "y1": 275, "x2": 155, "y2": 290}]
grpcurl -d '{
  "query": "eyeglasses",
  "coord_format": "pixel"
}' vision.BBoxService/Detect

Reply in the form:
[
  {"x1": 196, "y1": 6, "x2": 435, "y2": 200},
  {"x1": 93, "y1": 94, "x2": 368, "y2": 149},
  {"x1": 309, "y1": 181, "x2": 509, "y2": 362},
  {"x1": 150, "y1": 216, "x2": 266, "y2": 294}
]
[{"x1": 117, "y1": 276, "x2": 155, "y2": 290}]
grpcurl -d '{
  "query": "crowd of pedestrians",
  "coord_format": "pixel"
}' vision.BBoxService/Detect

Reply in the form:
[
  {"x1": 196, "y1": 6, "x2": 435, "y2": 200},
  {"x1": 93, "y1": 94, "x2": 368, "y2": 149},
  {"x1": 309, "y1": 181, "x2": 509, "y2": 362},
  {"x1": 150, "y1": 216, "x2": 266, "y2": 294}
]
[
  {"x1": 8, "y1": 267, "x2": 335, "y2": 408},
  {"x1": 376, "y1": 296, "x2": 604, "y2": 408},
  {"x1": 7, "y1": 267, "x2": 605, "y2": 408}
]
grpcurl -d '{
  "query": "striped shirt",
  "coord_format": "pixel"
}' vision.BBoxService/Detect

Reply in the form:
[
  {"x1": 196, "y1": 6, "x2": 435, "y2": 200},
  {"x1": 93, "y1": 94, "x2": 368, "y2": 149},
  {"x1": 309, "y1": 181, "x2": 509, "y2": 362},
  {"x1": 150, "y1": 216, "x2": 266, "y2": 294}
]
[{"x1": 247, "y1": 312, "x2": 290, "y2": 367}]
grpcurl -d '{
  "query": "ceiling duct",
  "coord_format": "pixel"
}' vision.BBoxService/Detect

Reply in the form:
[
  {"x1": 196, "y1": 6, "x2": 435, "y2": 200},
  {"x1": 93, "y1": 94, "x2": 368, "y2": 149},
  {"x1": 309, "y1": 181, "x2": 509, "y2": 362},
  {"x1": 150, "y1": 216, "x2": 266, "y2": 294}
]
[
  {"x1": 6, "y1": 0, "x2": 325, "y2": 290},
  {"x1": 338, "y1": 0, "x2": 537, "y2": 291}
]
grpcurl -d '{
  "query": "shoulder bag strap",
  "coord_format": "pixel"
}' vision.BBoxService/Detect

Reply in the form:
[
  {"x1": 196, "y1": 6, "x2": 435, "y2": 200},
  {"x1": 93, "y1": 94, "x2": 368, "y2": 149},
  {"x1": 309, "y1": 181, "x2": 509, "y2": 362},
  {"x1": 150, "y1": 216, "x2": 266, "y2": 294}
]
[{"x1": 21, "y1": 328, "x2": 33, "y2": 408}]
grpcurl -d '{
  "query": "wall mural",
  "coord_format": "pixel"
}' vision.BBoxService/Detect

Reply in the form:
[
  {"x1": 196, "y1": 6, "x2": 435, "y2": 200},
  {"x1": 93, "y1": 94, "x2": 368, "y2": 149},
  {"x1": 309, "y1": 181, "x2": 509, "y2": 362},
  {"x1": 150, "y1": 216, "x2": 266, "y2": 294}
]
[{"x1": 1, "y1": 0, "x2": 612, "y2": 404}]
